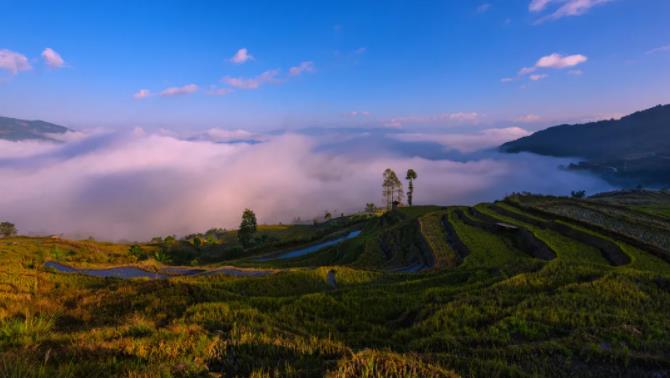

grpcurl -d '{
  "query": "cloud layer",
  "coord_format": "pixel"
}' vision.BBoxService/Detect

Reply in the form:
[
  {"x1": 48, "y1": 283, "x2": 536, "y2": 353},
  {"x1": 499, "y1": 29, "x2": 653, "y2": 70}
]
[
  {"x1": 0, "y1": 128, "x2": 612, "y2": 240},
  {"x1": 389, "y1": 127, "x2": 531, "y2": 153}
]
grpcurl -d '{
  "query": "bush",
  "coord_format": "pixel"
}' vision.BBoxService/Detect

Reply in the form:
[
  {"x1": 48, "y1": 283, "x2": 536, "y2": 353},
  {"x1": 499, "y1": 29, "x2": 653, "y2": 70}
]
[
  {"x1": 154, "y1": 246, "x2": 171, "y2": 263},
  {"x1": 0, "y1": 222, "x2": 17, "y2": 238},
  {"x1": 129, "y1": 245, "x2": 147, "y2": 260},
  {"x1": 238, "y1": 209, "x2": 258, "y2": 248},
  {"x1": 571, "y1": 190, "x2": 586, "y2": 199}
]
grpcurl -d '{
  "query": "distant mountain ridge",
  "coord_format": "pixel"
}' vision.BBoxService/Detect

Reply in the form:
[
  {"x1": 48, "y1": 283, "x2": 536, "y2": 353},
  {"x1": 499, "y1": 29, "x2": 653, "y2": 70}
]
[
  {"x1": 500, "y1": 104, "x2": 670, "y2": 185},
  {"x1": 0, "y1": 116, "x2": 71, "y2": 141}
]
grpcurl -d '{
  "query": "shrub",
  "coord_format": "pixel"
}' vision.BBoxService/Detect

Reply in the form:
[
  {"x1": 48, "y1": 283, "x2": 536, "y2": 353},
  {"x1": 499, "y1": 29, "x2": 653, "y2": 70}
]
[
  {"x1": 571, "y1": 190, "x2": 586, "y2": 199},
  {"x1": 154, "y1": 246, "x2": 171, "y2": 263},
  {"x1": 129, "y1": 245, "x2": 147, "y2": 260},
  {"x1": 0, "y1": 222, "x2": 17, "y2": 238}
]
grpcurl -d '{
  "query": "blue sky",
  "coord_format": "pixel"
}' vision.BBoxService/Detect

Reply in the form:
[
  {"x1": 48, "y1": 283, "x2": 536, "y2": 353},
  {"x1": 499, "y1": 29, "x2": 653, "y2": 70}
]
[
  {"x1": 1, "y1": 0, "x2": 669, "y2": 132},
  {"x1": 5, "y1": 0, "x2": 665, "y2": 238}
]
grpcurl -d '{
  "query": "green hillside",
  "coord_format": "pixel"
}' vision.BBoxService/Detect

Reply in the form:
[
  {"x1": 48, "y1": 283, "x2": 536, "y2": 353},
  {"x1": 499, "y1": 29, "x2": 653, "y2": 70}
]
[
  {"x1": 1, "y1": 191, "x2": 670, "y2": 377},
  {"x1": 0, "y1": 116, "x2": 71, "y2": 141}
]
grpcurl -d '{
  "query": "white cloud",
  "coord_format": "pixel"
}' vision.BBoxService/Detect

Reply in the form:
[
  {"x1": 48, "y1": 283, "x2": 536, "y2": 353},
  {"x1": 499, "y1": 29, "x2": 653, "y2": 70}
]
[
  {"x1": 477, "y1": 3, "x2": 492, "y2": 13},
  {"x1": 534, "y1": 0, "x2": 611, "y2": 22},
  {"x1": 0, "y1": 49, "x2": 31, "y2": 74},
  {"x1": 133, "y1": 89, "x2": 151, "y2": 100},
  {"x1": 552, "y1": 0, "x2": 611, "y2": 18},
  {"x1": 229, "y1": 48, "x2": 253, "y2": 64},
  {"x1": 529, "y1": 0, "x2": 552, "y2": 12},
  {"x1": 646, "y1": 44, "x2": 670, "y2": 55},
  {"x1": 222, "y1": 69, "x2": 280, "y2": 89},
  {"x1": 160, "y1": 84, "x2": 198, "y2": 96},
  {"x1": 511, "y1": 53, "x2": 587, "y2": 82},
  {"x1": 536, "y1": 53, "x2": 588, "y2": 68},
  {"x1": 289, "y1": 61, "x2": 315, "y2": 76},
  {"x1": 41, "y1": 48, "x2": 65, "y2": 68}
]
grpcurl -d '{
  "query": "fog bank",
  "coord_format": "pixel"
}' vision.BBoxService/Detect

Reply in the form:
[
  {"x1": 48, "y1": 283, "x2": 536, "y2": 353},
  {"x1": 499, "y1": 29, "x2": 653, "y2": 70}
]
[{"x1": 0, "y1": 129, "x2": 612, "y2": 240}]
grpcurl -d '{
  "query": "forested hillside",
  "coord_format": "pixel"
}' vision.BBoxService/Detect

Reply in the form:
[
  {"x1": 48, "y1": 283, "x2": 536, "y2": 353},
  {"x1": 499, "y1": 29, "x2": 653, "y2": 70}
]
[{"x1": 501, "y1": 105, "x2": 670, "y2": 185}]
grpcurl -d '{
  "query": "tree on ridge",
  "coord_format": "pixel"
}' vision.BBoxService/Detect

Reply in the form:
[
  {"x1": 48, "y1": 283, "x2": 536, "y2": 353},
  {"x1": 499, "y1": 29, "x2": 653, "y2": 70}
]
[
  {"x1": 406, "y1": 169, "x2": 418, "y2": 206},
  {"x1": 238, "y1": 209, "x2": 257, "y2": 248},
  {"x1": 382, "y1": 169, "x2": 404, "y2": 210}
]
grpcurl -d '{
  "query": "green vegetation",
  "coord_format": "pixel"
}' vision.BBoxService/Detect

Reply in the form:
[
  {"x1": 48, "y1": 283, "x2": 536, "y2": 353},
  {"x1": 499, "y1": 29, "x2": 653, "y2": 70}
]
[
  {"x1": 405, "y1": 169, "x2": 417, "y2": 207},
  {"x1": 0, "y1": 221, "x2": 17, "y2": 237},
  {"x1": 382, "y1": 168, "x2": 404, "y2": 210},
  {"x1": 418, "y1": 211, "x2": 460, "y2": 269},
  {"x1": 500, "y1": 104, "x2": 670, "y2": 185},
  {"x1": 238, "y1": 209, "x2": 258, "y2": 248},
  {"x1": 128, "y1": 244, "x2": 147, "y2": 261},
  {"x1": 0, "y1": 115, "x2": 71, "y2": 141},
  {"x1": 1, "y1": 191, "x2": 670, "y2": 376}
]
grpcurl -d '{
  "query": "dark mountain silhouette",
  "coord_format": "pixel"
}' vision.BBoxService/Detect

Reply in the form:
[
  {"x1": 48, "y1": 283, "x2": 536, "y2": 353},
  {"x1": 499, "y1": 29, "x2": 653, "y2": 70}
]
[
  {"x1": 0, "y1": 116, "x2": 71, "y2": 141},
  {"x1": 501, "y1": 104, "x2": 670, "y2": 186}
]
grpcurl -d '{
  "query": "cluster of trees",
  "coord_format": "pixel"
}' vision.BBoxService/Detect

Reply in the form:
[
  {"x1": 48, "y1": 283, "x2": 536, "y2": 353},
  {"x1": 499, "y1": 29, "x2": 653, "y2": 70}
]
[
  {"x1": 381, "y1": 169, "x2": 418, "y2": 210},
  {"x1": 183, "y1": 228, "x2": 227, "y2": 246},
  {"x1": 0, "y1": 221, "x2": 17, "y2": 237},
  {"x1": 135, "y1": 209, "x2": 262, "y2": 265}
]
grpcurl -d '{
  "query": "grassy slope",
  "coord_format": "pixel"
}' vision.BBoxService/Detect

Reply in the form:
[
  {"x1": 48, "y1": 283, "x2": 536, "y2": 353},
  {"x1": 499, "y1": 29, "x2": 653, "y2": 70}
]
[
  {"x1": 474, "y1": 203, "x2": 609, "y2": 266},
  {"x1": 418, "y1": 211, "x2": 460, "y2": 270},
  {"x1": 1, "y1": 196, "x2": 670, "y2": 377}
]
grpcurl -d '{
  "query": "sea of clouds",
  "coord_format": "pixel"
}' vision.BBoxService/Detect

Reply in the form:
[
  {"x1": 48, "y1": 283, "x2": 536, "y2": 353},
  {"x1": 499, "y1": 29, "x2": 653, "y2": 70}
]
[{"x1": 0, "y1": 127, "x2": 613, "y2": 240}]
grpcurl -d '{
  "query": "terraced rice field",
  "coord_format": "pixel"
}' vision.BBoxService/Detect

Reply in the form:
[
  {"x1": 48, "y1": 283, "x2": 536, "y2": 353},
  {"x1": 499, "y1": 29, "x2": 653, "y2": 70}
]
[{"x1": 1, "y1": 193, "x2": 670, "y2": 376}]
